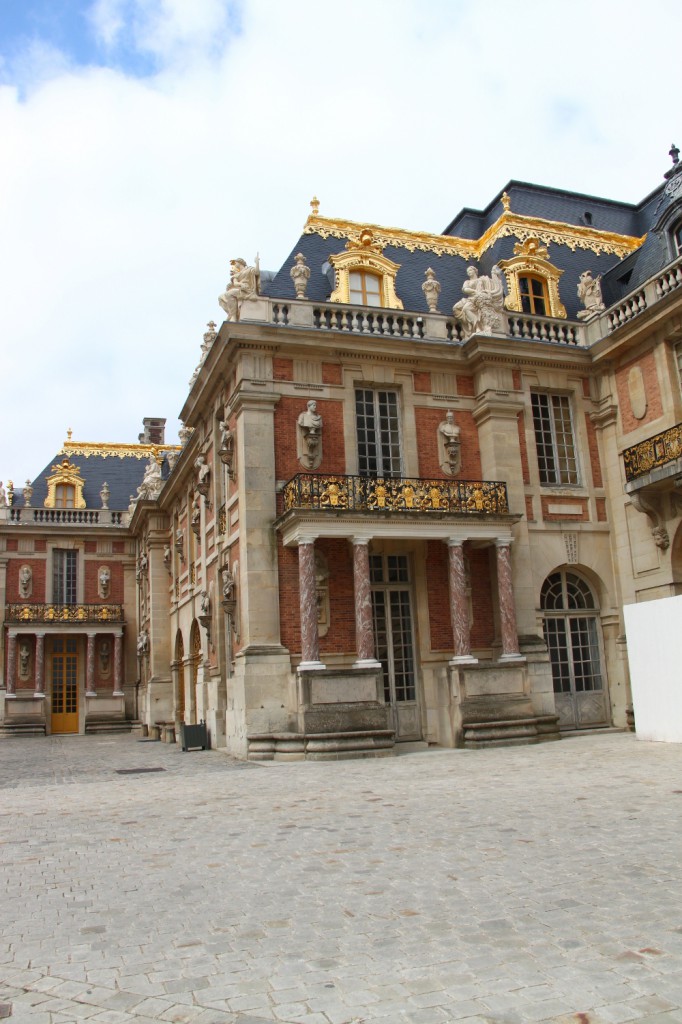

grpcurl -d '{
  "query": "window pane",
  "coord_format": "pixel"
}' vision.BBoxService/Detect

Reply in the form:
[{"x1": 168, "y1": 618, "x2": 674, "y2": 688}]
[{"x1": 531, "y1": 392, "x2": 578, "y2": 486}]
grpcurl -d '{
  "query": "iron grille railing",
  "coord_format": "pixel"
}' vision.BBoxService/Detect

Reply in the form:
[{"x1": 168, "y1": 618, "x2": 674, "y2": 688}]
[
  {"x1": 283, "y1": 474, "x2": 509, "y2": 514},
  {"x1": 623, "y1": 422, "x2": 682, "y2": 482},
  {"x1": 5, "y1": 603, "x2": 124, "y2": 623}
]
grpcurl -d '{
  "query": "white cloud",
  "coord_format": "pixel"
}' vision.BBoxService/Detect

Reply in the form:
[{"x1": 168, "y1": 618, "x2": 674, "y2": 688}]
[{"x1": 0, "y1": 0, "x2": 681, "y2": 485}]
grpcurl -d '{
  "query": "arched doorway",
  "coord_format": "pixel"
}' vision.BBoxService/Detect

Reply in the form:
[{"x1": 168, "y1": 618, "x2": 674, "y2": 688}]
[
  {"x1": 175, "y1": 631, "x2": 185, "y2": 724},
  {"x1": 189, "y1": 620, "x2": 201, "y2": 725},
  {"x1": 541, "y1": 570, "x2": 609, "y2": 730}
]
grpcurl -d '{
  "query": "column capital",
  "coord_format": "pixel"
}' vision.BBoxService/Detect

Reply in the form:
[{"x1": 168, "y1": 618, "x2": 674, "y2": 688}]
[{"x1": 351, "y1": 535, "x2": 373, "y2": 546}]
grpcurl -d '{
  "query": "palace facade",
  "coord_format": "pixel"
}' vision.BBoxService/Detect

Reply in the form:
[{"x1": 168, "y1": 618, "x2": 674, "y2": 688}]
[{"x1": 3, "y1": 148, "x2": 682, "y2": 757}]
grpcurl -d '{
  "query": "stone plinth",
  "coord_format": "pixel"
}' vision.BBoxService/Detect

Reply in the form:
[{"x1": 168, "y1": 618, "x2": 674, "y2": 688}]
[
  {"x1": 2, "y1": 694, "x2": 46, "y2": 734},
  {"x1": 450, "y1": 661, "x2": 559, "y2": 748}
]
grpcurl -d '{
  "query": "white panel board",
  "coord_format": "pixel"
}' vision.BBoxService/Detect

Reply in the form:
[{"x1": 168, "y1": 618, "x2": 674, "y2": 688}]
[{"x1": 623, "y1": 595, "x2": 682, "y2": 743}]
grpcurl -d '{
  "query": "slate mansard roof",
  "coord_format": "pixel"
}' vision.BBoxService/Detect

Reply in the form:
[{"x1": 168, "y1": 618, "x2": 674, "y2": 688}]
[
  {"x1": 14, "y1": 441, "x2": 177, "y2": 512},
  {"x1": 262, "y1": 156, "x2": 682, "y2": 323}
]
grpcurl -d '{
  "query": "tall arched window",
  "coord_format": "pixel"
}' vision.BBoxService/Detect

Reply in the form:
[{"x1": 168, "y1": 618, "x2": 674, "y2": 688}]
[{"x1": 541, "y1": 570, "x2": 608, "y2": 730}]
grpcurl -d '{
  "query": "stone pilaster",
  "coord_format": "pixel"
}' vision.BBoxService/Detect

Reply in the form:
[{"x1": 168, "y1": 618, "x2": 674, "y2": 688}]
[
  {"x1": 6, "y1": 632, "x2": 16, "y2": 696},
  {"x1": 298, "y1": 540, "x2": 324, "y2": 671},
  {"x1": 352, "y1": 539, "x2": 380, "y2": 668},
  {"x1": 34, "y1": 632, "x2": 46, "y2": 697},
  {"x1": 496, "y1": 541, "x2": 522, "y2": 660},
  {"x1": 113, "y1": 632, "x2": 124, "y2": 696},
  {"x1": 86, "y1": 632, "x2": 97, "y2": 696},
  {"x1": 448, "y1": 540, "x2": 477, "y2": 664}
]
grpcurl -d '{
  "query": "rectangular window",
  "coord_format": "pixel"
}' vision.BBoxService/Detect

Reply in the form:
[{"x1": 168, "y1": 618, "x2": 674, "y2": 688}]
[
  {"x1": 531, "y1": 392, "x2": 579, "y2": 485},
  {"x1": 355, "y1": 389, "x2": 402, "y2": 478},
  {"x1": 53, "y1": 550, "x2": 78, "y2": 604}
]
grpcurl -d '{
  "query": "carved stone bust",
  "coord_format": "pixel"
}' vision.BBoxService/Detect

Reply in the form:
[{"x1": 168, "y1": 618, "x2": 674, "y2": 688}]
[
  {"x1": 19, "y1": 564, "x2": 32, "y2": 599},
  {"x1": 297, "y1": 400, "x2": 323, "y2": 470}
]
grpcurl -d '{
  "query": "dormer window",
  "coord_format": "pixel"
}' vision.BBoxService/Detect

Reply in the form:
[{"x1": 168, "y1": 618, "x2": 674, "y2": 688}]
[
  {"x1": 55, "y1": 484, "x2": 76, "y2": 509},
  {"x1": 44, "y1": 459, "x2": 86, "y2": 509},
  {"x1": 498, "y1": 237, "x2": 567, "y2": 320},
  {"x1": 349, "y1": 270, "x2": 382, "y2": 306},
  {"x1": 519, "y1": 275, "x2": 549, "y2": 316},
  {"x1": 329, "y1": 230, "x2": 403, "y2": 310},
  {"x1": 673, "y1": 222, "x2": 682, "y2": 257}
]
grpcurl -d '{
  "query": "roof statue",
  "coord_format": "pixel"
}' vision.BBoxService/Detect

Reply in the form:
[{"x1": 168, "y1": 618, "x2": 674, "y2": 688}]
[
  {"x1": 576, "y1": 270, "x2": 605, "y2": 320},
  {"x1": 218, "y1": 257, "x2": 260, "y2": 321},
  {"x1": 452, "y1": 266, "x2": 506, "y2": 339}
]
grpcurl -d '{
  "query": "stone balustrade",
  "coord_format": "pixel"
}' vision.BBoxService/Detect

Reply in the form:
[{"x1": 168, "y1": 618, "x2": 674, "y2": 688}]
[{"x1": 3, "y1": 507, "x2": 125, "y2": 527}]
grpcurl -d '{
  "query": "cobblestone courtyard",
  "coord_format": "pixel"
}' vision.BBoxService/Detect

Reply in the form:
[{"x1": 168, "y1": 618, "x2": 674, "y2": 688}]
[{"x1": 1, "y1": 732, "x2": 682, "y2": 1024}]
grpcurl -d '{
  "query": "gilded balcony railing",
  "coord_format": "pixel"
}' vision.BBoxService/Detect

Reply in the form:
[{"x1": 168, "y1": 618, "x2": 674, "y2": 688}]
[
  {"x1": 283, "y1": 474, "x2": 509, "y2": 514},
  {"x1": 623, "y1": 422, "x2": 682, "y2": 482},
  {"x1": 5, "y1": 603, "x2": 124, "y2": 623}
]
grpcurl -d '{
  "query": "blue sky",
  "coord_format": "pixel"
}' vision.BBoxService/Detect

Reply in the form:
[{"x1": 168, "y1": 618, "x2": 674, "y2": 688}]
[
  {"x1": 0, "y1": 0, "x2": 681, "y2": 484},
  {"x1": 0, "y1": 0, "x2": 149, "y2": 79}
]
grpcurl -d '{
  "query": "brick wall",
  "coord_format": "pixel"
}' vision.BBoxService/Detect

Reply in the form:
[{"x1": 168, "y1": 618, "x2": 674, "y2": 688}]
[
  {"x1": 584, "y1": 412, "x2": 603, "y2": 488},
  {"x1": 426, "y1": 541, "x2": 452, "y2": 651},
  {"x1": 84, "y1": 561, "x2": 124, "y2": 603},
  {"x1": 469, "y1": 547, "x2": 495, "y2": 649},
  {"x1": 615, "y1": 350, "x2": 664, "y2": 434},
  {"x1": 7, "y1": 558, "x2": 47, "y2": 602},
  {"x1": 273, "y1": 357, "x2": 293, "y2": 381},
  {"x1": 518, "y1": 411, "x2": 531, "y2": 485},
  {"x1": 414, "y1": 408, "x2": 482, "y2": 478},
  {"x1": 413, "y1": 372, "x2": 431, "y2": 394},
  {"x1": 278, "y1": 539, "x2": 357, "y2": 657},
  {"x1": 525, "y1": 496, "x2": 534, "y2": 521},
  {"x1": 541, "y1": 496, "x2": 589, "y2": 522},
  {"x1": 596, "y1": 497, "x2": 608, "y2": 522},
  {"x1": 322, "y1": 363, "x2": 343, "y2": 385},
  {"x1": 457, "y1": 375, "x2": 475, "y2": 397},
  {"x1": 274, "y1": 397, "x2": 346, "y2": 480}
]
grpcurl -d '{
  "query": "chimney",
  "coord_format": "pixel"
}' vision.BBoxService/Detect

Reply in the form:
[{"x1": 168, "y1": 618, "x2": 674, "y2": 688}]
[{"x1": 139, "y1": 418, "x2": 166, "y2": 445}]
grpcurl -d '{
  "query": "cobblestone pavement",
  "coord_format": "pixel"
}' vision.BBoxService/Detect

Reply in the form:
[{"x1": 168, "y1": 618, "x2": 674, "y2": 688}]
[{"x1": 1, "y1": 733, "x2": 682, "y2": 1024}]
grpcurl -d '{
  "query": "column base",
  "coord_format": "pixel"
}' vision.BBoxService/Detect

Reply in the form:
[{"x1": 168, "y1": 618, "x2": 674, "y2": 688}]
[
  {"x1": 86, "y1": 690, "x2": 98, "y2": 697},
  {"x1": 297, "y1": 661, "x2": 326, "y2": 672},
  {"x1": 33, "y1": 693, "x2": 46, "y2": 699},
  {"x1": 498, "y1": 653, "x2": 526, "y2": 663},
  {"x1": 112, "y1": 690, "x2": 125, "y2": 697},
  {"x1": 449, "y1": 655, "x2": 479, "y2": 666},
  {"x1": 5, "y1": 693, "x2": 16, "y2": 699},
  {"x1": 352, "y1": 658, "x2": 382, "y2": 670}
]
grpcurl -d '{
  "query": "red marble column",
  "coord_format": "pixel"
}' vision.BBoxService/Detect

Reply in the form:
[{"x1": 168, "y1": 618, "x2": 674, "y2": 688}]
[
  {"x1": 448, "y1": 540, "x2": 477, "y2": 664},
  {"x1": 496, "y1": 541, "x2": 522, "y2": 660},
  {"x1": 113, "y1": 632, "x2": 123, "y2": 696},
  {"x1": 86, "y1": 632, "x2": 97, "y2": 696},
  {"x1": 5, "y1": 632, "x2": 17, "y2": 696},
  {"x1": 34, "y1": 633, "x2": 46, "y2": 697},
  {"x1": 298, "y1": 540, "x2": 324, "y2": 670},
  {"x1": 352, "y1": 539, "x2": 380, "y2": 667}
]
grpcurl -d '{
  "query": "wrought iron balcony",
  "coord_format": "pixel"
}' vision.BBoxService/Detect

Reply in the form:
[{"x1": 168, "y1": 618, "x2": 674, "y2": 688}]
[
  {"x1": 623, "y1": 422, "x2": 682, "y2": 482},
  {"x1": 283, "y1": 474, "x2": 509, "y2": 515},
  {"x1": 5, "y1": 603, "x2": 124, "y2": 624}
]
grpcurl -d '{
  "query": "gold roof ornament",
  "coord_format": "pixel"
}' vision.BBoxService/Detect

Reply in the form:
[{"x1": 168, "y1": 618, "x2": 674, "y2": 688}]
[
  {"x1": 303, "y1": 209, "x2": 644, "y2": 261},
  {"x1": 310, "y1": 196, "x2": 320, "y2": 216},
  {"x1": 501, "y1": 192, "x2": 511, "y2": 212},
  {"x1": 44, "y1": 459, "x2": 86, "y2": 509}
]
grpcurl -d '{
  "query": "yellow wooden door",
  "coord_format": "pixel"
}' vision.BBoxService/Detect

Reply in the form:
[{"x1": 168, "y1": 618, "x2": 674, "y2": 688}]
[{"x1": 51, "y1": 638, "x2": 79, "y2": 734}]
